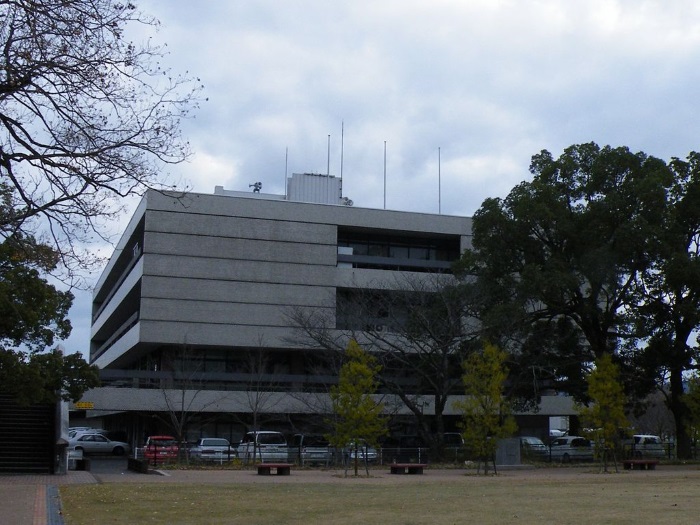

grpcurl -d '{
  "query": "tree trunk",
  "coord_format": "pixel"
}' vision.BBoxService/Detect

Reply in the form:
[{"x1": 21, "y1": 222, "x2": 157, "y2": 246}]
[{"x1": 669, "y1": 366, "x2": 692, "y2": 459}]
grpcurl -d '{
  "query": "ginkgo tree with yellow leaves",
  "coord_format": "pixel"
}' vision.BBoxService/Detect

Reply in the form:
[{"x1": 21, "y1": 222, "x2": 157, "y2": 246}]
[
  {"x1": 327, "y1": 340, "x2": 387, "y2": 477},
  {"x1": 579, "y1": 354, "x2": 629, "y2": 473},
  {"x1": 454, "y1": 343, "x2": 516, "y2": 475}
]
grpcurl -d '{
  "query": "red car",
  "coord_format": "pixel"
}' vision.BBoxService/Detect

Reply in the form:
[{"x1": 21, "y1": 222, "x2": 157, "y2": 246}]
[{"x1": 144, "y1": 435, "x2": 179, "y2": 463}]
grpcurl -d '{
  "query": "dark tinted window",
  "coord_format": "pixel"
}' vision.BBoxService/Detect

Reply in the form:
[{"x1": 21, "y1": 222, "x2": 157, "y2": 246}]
[
  {"x1": 303, "y1": 435, "x2": 329, "y2": 447},
  {"x1": 258, "y1": 433, "x2": 285, "y2": 445}
]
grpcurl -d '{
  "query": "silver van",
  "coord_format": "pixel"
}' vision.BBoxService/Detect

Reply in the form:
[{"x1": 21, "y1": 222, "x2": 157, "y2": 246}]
[
  {"x1": 629, "y1": 434, "x2": 665, "y2": 458},
  {"x1": 237, "y1": 431, "x2": 287, "y2": 463},
  {"x1": 549, "y1": 436, "x2": 594, "y2": 462}
]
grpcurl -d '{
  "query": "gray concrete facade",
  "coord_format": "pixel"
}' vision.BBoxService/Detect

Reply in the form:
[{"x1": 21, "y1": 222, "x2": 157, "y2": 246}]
[
  {"x1": 88, "y1": 183, "x2": 471, "y2": 401},
  {"x1": 78, "y1": 180, "x2": 581, "y2": 443}
]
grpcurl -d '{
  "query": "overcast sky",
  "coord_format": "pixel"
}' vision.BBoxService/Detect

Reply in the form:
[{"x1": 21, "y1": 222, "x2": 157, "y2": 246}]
[{"x1": 62, "y1": 0, "x2": 700, "y2": 357}]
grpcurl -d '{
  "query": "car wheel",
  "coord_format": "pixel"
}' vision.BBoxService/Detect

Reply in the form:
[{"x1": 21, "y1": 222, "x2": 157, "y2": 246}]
[
  {"x1": 562, "y1": 453, "x2": 570, "y2": 463},
  {"x1": 113, "y1": 446, "x2": 125, "y2": 456}
]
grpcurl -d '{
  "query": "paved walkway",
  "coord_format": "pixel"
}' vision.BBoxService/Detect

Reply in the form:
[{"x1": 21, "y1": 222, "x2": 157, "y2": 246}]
[{"x1": 0, "y1": 471, "x2": 95, "y2": 525}]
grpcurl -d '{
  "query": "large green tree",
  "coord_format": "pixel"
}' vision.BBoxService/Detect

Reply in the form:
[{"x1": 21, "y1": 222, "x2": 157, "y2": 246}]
[
  {"x1": 456, "y1": 143, "x2": 673, "y2": 401},
  {"x1": 629, "y1": 152, "x2": 700, "y2": 459},
  {"x1": 0, "y1": 235, "x2": 99, "y2": 403}
]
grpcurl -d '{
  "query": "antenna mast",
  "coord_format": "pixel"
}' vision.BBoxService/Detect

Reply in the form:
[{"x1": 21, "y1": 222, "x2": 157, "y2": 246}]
[
  {"x1": 383, "y1": 141, "x2": 387, "y2": 210},
  {"x1": 284, "y1": 147, "x2": 288, "y2": 199},
  {"x1": 340, "y1": 121, "x2": 344, "y2": 198}
]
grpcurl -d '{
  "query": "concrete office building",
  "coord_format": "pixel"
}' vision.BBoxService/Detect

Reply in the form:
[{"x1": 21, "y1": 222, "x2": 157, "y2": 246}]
[
  {"x1": 82, "y1": 173, "x2": 478, "y2": 441},
  {"x1": 80, "y1": 173, "x2": 576, "y2": 444}
]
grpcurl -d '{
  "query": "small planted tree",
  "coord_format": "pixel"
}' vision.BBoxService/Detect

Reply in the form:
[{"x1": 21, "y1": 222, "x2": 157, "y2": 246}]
[
  {"x1": 327, "y1": 340, "x2": 387, "y2": 477},
  {"x1": 579, "y1": 354, "x2": 629, "y2": 473},
  {"x1": 454, "y1": 343, "x2": 516, "y2": 475}
]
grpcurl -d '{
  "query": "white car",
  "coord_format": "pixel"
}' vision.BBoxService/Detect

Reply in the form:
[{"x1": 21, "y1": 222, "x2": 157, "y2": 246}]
[
  {"x1": 549, "y1": 436, "x2": 593, "y2": 462},
  {"x1": 628, "y1": 435, "x2": 665, "y2": 458},
  {"x1": 70, "y1": 432, "x2": 130, "y2": 456},
  {"x1": 237, "y1": 431, "x2": 287, "y2": 462},
  {"x1": 189, "y1": 438, "x2": 235, "y2": 461},
  {"x1": 345, "y1": 441, "x2": 378, "y2": 463}
]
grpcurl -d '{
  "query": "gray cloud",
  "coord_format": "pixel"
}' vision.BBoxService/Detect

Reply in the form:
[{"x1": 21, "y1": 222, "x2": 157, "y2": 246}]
[{"x1": 62, "y1": 0, "x2": 700, "y2": 353}]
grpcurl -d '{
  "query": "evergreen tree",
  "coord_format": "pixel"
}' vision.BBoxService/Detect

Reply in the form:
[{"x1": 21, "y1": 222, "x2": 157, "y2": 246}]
[
  {"x1": 327, "y1": 340, "x2": 387, "y2": 476},
  {"x1": 455, "y1": 343, "x2": 516, "y2": 475}
]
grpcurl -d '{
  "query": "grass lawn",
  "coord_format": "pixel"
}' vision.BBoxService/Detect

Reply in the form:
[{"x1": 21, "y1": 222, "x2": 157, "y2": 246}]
[{"x1": 59, "y1": 470, "x2": 698, "y2": 525}]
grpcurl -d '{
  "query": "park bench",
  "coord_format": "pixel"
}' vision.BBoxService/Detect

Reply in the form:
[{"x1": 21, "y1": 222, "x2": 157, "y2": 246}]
[
  {"x1": 622, "y1": 459, "x2": 659, "y2": 470},
  {"x1": 389, "y1": 463, "x2": 427, "y2": 475},
  {"x1": 257, "y1": 463, "x2": 292, "y2": 476}
]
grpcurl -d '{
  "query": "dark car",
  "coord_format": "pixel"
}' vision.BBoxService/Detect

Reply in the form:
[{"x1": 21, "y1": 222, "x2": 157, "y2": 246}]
[{"x1": 520, "y1": 436, "x2": 548, "y2": 460}]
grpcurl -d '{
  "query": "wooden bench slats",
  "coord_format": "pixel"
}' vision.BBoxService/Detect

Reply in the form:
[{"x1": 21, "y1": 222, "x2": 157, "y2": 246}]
[{"x1": 622, "y1": 459, "x2": 659, "y2": 470}]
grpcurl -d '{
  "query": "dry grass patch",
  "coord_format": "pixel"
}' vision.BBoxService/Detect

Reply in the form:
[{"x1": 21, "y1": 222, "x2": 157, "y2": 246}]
[{"x1": 60, "y1": 471, "x2": 698, "y2": 525}]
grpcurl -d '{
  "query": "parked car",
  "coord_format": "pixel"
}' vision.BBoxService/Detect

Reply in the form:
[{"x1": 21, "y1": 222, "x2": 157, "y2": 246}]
[
  {"x1": 189, "y1": 438, "x2": 235, "y2": 461},
  {"x1": 520, "y1": 436, "x2": 548, "y2": 460},
  {"x1": 288, "y1": 434, "x2": 333, "y2": 465},
  {"x1": 443, "y1": 432, "x2": 464, "y2": 447},
  {"x1": 549, "y1": 436, "x2": 593, "y2": 462},
  {"x1": 69, "y1": 432, "x2": 130, "y2": 456},
  {"x1": 627, "y1": 434, "x2": 665, "y2": 458},
  {"x1": 345, "y1": 441, "x2": 378, "y2": 463},
  {"x1": 144, "y1": 435, "x2": 179, "y2": 462},
  {"x1": 237, "y1": 431, "x2": 288, "y2": 462},
  {"x1": 69, "y1": 428, "x2": 106, "y2": 439}
]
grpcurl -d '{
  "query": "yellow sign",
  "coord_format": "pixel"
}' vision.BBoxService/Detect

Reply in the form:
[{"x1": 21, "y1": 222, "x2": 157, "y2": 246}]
[{"x1": 74, "y1": 401, "x2": 94, "y2": 410}]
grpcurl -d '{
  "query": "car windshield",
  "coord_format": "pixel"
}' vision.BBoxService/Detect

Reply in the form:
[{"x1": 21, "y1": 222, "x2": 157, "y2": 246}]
[
  {"x1": 150, "y1": 439, "x2": 176, "y2": 446},
  {"x1": 304, "y1": 436, "x2": 329, "y2": 447},
  {"x1": 259, "y1": 434, "x2": 285, "y2": 445},
  {"x1": 203, "y1": 439, "x2": 229, "y2": 446}
]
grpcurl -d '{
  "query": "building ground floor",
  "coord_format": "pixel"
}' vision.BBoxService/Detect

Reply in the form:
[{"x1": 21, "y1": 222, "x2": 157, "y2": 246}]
[{"x1": 70, "y1": 387, "x2": 578, "y2": 462}]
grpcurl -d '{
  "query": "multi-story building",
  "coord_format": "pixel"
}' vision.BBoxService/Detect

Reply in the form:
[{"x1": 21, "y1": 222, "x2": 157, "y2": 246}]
[
  {"x1": 80, "y1": 173, "x2": 576, "y2": 445},
  {"x1": 82, "y1": 174, "x2": 474, "y2": 442}
]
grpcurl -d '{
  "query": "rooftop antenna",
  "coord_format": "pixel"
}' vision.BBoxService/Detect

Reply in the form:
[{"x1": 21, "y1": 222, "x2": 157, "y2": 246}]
[
  {"x1": 284, "y1": 147, "x2": 288, "y2": 199},
  {"x1": 340, "y1": 121, "x2": 344, "y2": 198},
  {"x1": 327, "y1": 134, "x2": 331, "y2": 176},
  {"x1": 383, "y1": 140, "x2": 387, "y2": 210},
  {"x1": 438, "y1": 147, "x2": 442, "y2": 215}
]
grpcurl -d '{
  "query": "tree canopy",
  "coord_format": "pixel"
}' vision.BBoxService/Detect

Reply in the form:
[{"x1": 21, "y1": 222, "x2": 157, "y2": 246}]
[
  {"x1": 457, "y1": 142, "x2": 700, "y2": 459},
  {"x1": 0, "y1": 234, "x2": 99, "y2": 403},
  {"x1": 0, "y1": 0, "x2": 200, "y2": 404}
]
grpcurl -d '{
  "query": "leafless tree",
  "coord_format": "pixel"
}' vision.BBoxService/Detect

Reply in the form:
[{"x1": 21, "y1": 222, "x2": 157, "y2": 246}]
[
  {"x1": 236, "y1": 336, "x2": 285, "y2": 463},
  {"x1": 154, "y1": 343, "x2": 230, "y2": 463},
  {"x1": 0, "y1": 0, "x2": 202, "y2": 280},
  {"x1": 288, "y1": 273, "x2": 479, "y2": 455}
]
